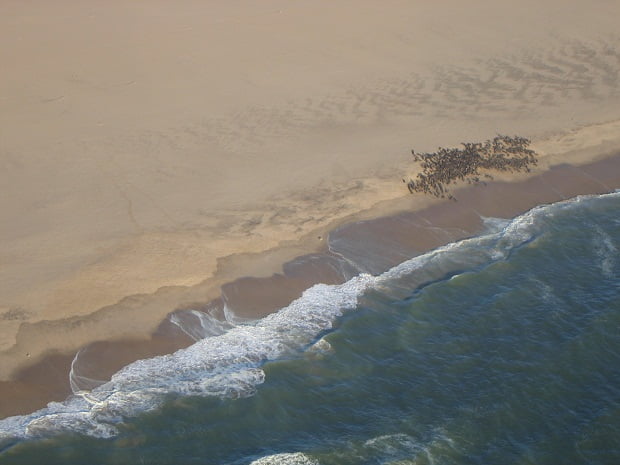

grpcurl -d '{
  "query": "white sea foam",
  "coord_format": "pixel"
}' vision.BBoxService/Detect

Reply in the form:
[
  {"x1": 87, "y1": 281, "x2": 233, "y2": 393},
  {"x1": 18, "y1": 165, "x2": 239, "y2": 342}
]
[
  {"x1": 364, "y1": 433, "x2": 421, "y2": 455},
  {"x1": 0, "y1": 275, "x2": 375, "y2": 441},
  {"x1": 307, "y1": 337, "x2": 333, "y2": 354},
  {"x1": 1, "y1": 192, "x2": 617, "y2": 441},
  {"x1": 69, "y1": 348, "x2": 108, "y2": 394},
  {"x1": 363, "y1": 429, "x2": 456, "y2": 465},
  {"x1": 249, "y1": 452, "x2": 319, "y2": 465},
  {"x1": 592, "y1": 225, "x2": 617, "y2": 278},
  {"x1": 480, "y1": 215, "x2": 512, "y2": 233},
  {"x1": 169, "y1": 308, "x2": 235, "y2": 341}
]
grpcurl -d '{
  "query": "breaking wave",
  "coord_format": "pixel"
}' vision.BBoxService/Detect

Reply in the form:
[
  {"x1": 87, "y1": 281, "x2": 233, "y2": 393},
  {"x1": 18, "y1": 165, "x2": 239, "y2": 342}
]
[{"x1": 1, "y1": 192, "x2": 617, "y2": 442}]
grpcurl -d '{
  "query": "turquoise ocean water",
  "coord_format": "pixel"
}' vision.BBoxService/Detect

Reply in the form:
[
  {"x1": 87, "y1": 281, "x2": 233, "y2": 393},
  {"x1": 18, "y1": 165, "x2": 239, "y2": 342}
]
[{"x1": 1, "y1": 192, "x2": 619, "y2": 464}]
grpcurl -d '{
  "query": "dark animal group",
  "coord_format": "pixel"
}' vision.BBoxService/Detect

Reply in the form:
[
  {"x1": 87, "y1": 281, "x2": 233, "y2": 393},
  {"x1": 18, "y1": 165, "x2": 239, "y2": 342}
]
[{"x1": 405, "y1": 135, "x2": 538, "y2": 200}]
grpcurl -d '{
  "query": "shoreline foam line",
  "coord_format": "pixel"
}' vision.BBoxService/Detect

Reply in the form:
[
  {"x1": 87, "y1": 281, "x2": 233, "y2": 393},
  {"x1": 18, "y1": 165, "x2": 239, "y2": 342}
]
[
  {"x1": 2, "y1": 192, "x2": 618, "y2": 442},
  {"x1": 1, "y1": 151, "x2": 620, "y2": 420}
]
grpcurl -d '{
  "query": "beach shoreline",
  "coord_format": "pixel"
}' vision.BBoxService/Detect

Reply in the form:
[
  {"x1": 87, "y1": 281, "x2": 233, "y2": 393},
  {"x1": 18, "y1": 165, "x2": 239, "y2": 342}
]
[
  {"x1": 2, "y1": 0, "x2": 620, "y2": 422},
  {"x1": 1, "y1": 128, "x2": 620, "y2": 419}
]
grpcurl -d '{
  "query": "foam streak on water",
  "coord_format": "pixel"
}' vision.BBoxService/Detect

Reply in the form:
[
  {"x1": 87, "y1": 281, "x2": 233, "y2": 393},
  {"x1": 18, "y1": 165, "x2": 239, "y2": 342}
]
[
  {"x1": 248, "y1": 452, "x2": 320, "y2": 465},
  {"x1": 1, "y1": 192, "x2": 618, "y2": 442}
]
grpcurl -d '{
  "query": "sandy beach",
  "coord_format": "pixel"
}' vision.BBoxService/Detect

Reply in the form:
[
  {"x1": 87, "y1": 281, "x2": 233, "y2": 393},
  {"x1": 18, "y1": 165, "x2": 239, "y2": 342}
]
[{"x1": 2, "y1": 0, "x2": 620, "y2": 419}]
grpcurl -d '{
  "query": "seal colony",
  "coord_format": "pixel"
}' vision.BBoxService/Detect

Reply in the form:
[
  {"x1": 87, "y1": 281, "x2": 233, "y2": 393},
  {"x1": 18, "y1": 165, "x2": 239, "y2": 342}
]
[{"x1": 405, "y1": 136, "x2": 538, "y2": 200}]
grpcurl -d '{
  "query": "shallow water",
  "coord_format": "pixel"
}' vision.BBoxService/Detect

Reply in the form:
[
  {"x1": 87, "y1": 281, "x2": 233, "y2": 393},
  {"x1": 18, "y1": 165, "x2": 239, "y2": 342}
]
[{"x1": 1, "y1": 192, "x2": 619, "y2": 464}]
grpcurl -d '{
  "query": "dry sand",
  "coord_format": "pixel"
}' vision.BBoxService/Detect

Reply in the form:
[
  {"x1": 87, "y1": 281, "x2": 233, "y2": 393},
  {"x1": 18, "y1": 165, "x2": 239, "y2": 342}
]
[{"x1": 2, "y1": 0, "x2": 620, "y2": 415}]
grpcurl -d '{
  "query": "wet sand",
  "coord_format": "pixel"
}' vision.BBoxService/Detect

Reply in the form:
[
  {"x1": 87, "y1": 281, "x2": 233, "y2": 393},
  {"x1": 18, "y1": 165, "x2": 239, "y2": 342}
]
[{"x1": 1, "y1": 151, "x2": 619, "y2": 419}]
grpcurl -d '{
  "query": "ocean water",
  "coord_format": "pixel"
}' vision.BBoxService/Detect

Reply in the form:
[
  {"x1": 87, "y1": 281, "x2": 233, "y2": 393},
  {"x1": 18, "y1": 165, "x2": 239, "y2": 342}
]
[{"x1": 1, "y1": 192, "x2": 619, "y2": 464}]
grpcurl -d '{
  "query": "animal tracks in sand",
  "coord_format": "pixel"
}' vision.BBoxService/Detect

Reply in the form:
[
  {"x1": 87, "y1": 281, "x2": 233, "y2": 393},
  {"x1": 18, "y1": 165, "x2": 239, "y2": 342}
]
[{"x1": 197, "y1": 37, "x2": 620, "y2": 155}]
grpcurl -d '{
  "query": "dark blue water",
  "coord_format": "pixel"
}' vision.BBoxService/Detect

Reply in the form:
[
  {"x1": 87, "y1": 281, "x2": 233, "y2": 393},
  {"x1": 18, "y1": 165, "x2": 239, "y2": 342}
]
[{"x1": 1, "y1": 193, "x2": 619, "y2": 464}]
